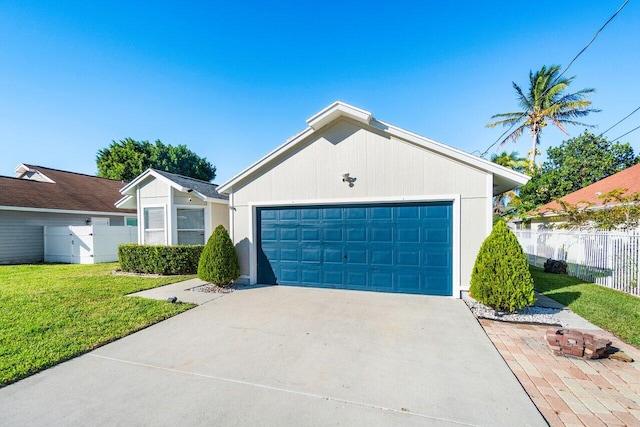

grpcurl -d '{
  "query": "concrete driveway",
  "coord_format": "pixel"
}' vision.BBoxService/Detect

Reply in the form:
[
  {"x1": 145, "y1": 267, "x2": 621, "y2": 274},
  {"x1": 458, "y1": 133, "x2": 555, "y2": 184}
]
[{"x1": 0, "y1": 286, "x2": 546, "y2": 426}]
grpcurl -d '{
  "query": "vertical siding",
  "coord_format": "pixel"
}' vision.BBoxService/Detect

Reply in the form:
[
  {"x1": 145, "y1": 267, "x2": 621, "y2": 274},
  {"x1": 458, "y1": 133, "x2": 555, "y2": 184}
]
[
  {"x1": 229, "y1": 119, "x2": 493, "y2": 290},
  {"x1": 0, "y1": 210, "x2": 125, "y2": 264}
]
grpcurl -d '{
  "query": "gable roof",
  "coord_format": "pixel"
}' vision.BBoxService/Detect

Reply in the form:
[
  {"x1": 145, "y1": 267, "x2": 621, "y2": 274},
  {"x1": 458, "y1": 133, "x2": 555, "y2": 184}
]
[
  {"x1": 217, "y1": 101, "x2": 529, "y2": 195},
  {"x1": 117, "y1": 169, "x2": 228, "y2": 208},
  {"x1": 0, "y1": 164, "x2": 135, "y2": 214},
  {"x1": 537, "y1": 163, "x2": 640, "y2": 215}
]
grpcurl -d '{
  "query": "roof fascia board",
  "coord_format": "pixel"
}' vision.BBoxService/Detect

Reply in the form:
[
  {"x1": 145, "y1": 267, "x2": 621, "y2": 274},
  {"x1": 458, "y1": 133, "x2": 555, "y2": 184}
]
[
  {"x1": 14, "y1": 164, "x2": 56, "y2": 183},
  {"x1": 306, "y1": 101, "x2": 372, "y2": 130},
  {"x1": 119, "y1": 169, "x2": 209, "y2": 202},
  {"x1": 217, "y1": 127, "x2": 315, "y2": 193},
  {"x1": 0, "y1": 206, "x2": 134, "y2": 216},
  {"x1": 218, "y1": 102, "x2": 529, "y2": 193},
  {"x1": 115, "y1": 195, "x2": 133, "y2": 208},
  {"x1": 371, "y1": 119, "x2": 529, "y2": 186}
]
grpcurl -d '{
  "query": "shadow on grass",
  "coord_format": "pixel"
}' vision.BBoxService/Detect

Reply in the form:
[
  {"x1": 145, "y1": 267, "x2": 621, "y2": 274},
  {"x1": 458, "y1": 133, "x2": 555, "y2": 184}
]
[{"x1": 538, "y1": 291, "x2": 582, "y2": 307}]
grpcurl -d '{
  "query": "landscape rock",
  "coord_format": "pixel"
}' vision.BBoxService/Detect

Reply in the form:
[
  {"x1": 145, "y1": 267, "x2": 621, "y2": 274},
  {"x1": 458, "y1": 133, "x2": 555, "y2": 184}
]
[{"x1": 544, "y1": 259, "x2": 568, "y2": 274}]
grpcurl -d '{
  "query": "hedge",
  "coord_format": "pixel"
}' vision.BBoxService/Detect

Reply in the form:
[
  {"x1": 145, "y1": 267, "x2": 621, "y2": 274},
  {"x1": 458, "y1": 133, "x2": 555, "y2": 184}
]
[{"x1": 118, "y1": 244, "x2": 204, "y2": 275}]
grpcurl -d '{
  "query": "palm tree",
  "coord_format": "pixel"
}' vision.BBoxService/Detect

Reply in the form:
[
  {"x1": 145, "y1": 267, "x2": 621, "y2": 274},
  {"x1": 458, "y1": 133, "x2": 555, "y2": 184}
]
[
  {"x1": 487, "y1": 65, "x2": 599, "y2": 171},
  {"x1": 491, "y1": 151, "x2": 527, "y2": 216}
]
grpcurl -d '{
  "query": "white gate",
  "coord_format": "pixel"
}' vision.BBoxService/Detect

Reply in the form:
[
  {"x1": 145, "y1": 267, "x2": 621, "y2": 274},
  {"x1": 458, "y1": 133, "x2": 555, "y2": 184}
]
[{"x1": 44, "y1": 225, "x2": 137, "y2": 264}]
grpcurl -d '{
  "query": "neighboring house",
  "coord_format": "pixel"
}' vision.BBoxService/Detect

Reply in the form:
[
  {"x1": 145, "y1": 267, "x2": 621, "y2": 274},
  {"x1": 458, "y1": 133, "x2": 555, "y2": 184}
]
[
  {"x1": 217, "y1": 101, "x2": 529, "y2": 297},
  {"x1": 0, "y1": 164, "x2": 137, "y2": 264},
  {"x1": 523, "y1": 163, "x2": 640, "y2": 230},
  {"x1": 116, "y1": 169, "x2": 228, "y2": 246}
]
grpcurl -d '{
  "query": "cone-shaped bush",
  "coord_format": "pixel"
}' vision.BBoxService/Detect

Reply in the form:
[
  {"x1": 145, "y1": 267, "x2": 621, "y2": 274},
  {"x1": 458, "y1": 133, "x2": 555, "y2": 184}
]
[
  {"x1": 469, "y1": 220, "x2": 535, "y2": 312},
  {"x1": 198, "y1": 225, "x2": 240, "y2": 286}
]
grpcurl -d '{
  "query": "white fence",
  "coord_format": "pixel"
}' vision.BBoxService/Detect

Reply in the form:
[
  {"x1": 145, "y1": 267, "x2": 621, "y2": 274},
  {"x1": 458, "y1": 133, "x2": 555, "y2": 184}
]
[
  {"x1": 513, "y1": 229, "x2": 640, "y2": 297},
  {"x1": 44, "y1": 225, "x2": 137, "y2": 264}
]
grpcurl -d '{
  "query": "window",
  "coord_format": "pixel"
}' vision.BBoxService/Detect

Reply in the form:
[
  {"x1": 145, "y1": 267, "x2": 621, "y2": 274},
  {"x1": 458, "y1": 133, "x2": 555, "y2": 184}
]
[
  {"x1": 125, "y1": 217, "x2": 138, "y2": 227},
  {"x1": 177, "y1": 208, "x2": 205, "y2": 245},
  {"x1": 144, "y1": 207, "x2": 165, "y2": 244}
]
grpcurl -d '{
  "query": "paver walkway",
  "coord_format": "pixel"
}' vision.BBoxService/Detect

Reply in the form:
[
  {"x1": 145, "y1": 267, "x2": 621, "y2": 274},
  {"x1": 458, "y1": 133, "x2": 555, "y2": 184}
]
[{"x1": 480, "y1": 319, "x2": 640, "y2": 426}]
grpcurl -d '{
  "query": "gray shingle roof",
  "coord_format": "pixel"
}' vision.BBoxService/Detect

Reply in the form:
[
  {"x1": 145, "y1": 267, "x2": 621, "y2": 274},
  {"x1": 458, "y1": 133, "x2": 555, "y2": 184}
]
[{"x1": 152, "y1": 169, "x2": 228, "y2": 200}]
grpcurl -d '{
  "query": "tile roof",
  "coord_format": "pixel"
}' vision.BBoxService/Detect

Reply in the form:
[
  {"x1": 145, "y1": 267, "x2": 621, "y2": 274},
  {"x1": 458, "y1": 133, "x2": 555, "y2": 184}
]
[
  {"x1": 537, "y1": 163, "x2": 640, "y2": 214},
  {"x1": 152, "y1": 169, "x2": 228, "y2": 200},
  {"x1": 0, "y1": 164, "x2": 135, "y2": 213}
]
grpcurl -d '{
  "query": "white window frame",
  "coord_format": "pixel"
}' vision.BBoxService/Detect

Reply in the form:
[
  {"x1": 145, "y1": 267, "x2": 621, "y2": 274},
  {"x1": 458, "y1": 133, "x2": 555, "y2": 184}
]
[
  {"x1": 143, "y1": 206, "x2": 166, "y2": 245},
  {"x1": 175, "y1": 206, "x2": 206, "y2": 245}
]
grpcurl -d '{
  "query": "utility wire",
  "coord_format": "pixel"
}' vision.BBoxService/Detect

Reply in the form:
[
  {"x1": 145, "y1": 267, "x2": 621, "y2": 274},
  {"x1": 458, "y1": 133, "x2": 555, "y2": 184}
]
[
  {"x1": 479, "y1": 0, "x2": 630, "y2": 158},
  {"x1": 611, "y1": 124, "x2": 640, "y2": 143},
  {"x1": 599, "y1": 105, "x2": 640, "y2": 136}
]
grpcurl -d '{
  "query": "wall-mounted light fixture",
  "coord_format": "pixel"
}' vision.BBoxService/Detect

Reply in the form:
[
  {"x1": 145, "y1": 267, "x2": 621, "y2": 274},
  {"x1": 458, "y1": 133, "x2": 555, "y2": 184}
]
[
  {"x1": 342, "y1": 173, "x2": 356, "y2": 187},
  {"x1": 85, "y1": 218, "x2": 91, "y2": 225}
]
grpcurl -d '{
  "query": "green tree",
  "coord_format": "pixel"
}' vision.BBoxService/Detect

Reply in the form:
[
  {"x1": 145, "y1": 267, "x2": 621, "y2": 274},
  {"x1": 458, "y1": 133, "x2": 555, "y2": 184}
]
[
  {"x1": 552, "y1": 188, "x2": 640, "y2": 231},
  {"x1": 198, "y1": 225, "x2": 240, "y2": 286},
  {"x1": 487, "y1": 65, "x2": 599, "y2": 171},
  {"x1": 491, "y1": 151, "x2": 527, "y2": 217},
  {"x1": 96, "y1": 138, "x2": 216, "y2": 181},
  {"x1": 469, "y1": 220, "x2": 535, "y2": 312},
  {"x1": 519, "y1": 131, "x2": 637, "y2": 207}
]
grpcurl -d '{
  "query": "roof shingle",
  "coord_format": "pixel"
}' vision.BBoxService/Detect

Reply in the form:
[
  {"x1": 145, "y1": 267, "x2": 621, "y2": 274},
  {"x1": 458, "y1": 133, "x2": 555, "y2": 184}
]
[
  {"x1": 0, "y1": 165, "x2": 135, "y2": 213},
  {"x1": 537, "y1": 163, "x2": 640, "y2": 214}
]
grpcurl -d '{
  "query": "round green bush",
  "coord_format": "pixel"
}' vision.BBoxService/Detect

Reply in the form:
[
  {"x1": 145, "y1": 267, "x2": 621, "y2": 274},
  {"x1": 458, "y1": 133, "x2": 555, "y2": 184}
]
[
  {"x1": 198, "y1": 225, "x2": 240, "y2": 286},
  {"x1": 469, "y1": 220, "x2": 535, "y2": 312}
]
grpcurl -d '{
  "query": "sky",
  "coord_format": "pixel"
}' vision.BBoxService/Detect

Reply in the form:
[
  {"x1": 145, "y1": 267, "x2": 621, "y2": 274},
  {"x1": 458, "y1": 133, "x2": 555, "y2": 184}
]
[{"x1": 1, "y1": 1, "x2": 639, "y2": 184}]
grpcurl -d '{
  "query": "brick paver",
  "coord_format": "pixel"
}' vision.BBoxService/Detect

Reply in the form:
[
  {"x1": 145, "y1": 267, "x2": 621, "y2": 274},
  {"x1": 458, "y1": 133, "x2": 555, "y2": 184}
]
[{"x1": 479, "y1": 319, "x2": 640, "y2": 426}]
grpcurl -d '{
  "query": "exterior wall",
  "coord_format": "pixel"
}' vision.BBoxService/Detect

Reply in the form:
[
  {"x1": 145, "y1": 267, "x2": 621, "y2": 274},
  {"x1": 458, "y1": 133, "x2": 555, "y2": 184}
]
[
  {"x1": 0, "y1": 210, "x2": 125, "y2": 264},
  {"x1": 137, "y1": 178, "x2": 229, "y2": 245},
  {"x1": 229, "y1": 119, "x2": 491, "y2": 291},
  {"x1": 138, "y1": 178, "x2": 170, "y2": 245},
  {"x1": 210, "y1": 203, "x2": 229, "y2": 231}
]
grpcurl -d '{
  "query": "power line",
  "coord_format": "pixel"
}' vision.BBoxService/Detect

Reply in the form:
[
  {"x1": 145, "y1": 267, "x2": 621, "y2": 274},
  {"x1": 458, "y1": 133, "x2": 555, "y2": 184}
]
[
  {"x1": 479, "y1": 0, "x2": 630, "y2": 158},
  {"x1": 611, "y1": 124, "x2": 640, "y2": 143},
  {"x1": 599, "y1": 105, "x2": 640, "y2": 136}
]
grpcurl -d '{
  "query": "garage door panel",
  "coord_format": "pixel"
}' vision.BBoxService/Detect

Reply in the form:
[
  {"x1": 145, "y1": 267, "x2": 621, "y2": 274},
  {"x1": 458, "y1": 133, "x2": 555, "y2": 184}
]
[
  {"x1": 323, "y1": 248, "x2": 343, "y2": 263},
  {"x1": 279, "y1": 267, "x2": 300, "y2": 283},
  {"x1": 371, "y1": 228, "x2": 392, "y2": 242},
  {"x1": 301, "y1": 227, "x2": 320, "y2": 242},
  {"x1": 257, "y1": 202, "x2": 452, "y2": 295},
  {"x1": 345, "y1": 248, "x2": 367, "y2": 264},
  {"x1": 371, "y1": 250, "x2": 393, "y2": 265},
  {"x1": 301, "y1": 248, "x2": 321, "y2": 262},
  {"x1": 346, "y1": 227, "x2": 366, "y2": 242},
  {"x1": 322, "y1": 228, "x2": 343, "y2": 242},
  {"x1": 396, "y1": 250, "x2": 420, "y2": 267}
]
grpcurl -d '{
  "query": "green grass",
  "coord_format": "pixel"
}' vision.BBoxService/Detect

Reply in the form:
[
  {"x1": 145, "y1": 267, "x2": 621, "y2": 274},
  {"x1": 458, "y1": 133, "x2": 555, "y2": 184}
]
[
  {"x1": 530, "y1": 266, "x2": 640, "y2": 348},
  {"x1": 0, "y1": 263, "x2": 195, "y2": 386}
]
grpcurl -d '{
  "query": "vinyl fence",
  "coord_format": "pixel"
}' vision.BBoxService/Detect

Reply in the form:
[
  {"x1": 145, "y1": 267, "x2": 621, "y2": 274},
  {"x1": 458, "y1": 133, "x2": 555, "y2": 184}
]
[
  {"x1": 513, "y1": 229, "x2": 640, "y2": 297},
  {"x1": 44, "y1": 225, "x2": 137, "y2": 264}
]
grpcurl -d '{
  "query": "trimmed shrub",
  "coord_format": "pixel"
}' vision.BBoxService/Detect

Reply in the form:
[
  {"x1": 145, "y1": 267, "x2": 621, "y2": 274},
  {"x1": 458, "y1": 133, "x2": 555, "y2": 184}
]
[
  {"x1": 469, "y1": 220, "x2": 535, "y2": 312},
  {"x1": 118, "y1": 244, "x2": 204, "y2": 275},
  {"x1": 198, "y1": 225, "x2": 240, "y2": 286}
]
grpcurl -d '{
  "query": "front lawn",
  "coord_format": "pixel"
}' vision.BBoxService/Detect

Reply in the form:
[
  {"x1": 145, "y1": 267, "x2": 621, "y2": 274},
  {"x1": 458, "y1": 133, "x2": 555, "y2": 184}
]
[
  {"x1": 0, "y1": 263, "x2": 195, "y2": 386},
  {"x1": 530, "y1": 266, "x2": 640, "y2": 348}
]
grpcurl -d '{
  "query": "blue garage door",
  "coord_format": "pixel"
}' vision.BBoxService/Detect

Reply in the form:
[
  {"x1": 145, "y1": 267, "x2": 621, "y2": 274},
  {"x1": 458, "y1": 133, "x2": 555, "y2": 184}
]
[{"x1": 257, "y1": 202, "x2": 453, "y2": 295}]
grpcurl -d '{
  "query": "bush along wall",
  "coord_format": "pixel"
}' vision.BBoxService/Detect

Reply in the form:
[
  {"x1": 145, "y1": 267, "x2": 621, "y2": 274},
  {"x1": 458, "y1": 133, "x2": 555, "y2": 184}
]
[
  {"x1": 118, "y1": 244, "x2": 204, "y2": 275},
  {"x1": 469, "y1": 220, "x2": 535, "y2": 312},
  {"x1": 198, "y1": 225, "x2": 240, "y2": 286}
]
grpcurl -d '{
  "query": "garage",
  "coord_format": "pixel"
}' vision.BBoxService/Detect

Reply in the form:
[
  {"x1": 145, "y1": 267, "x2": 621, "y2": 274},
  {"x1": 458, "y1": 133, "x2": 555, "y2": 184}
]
[
  {"x1": 257, "y1": 202, "x2": 452, "y2": 295},
  {"x1": 217, "y1": 101, "x2": 529, "y2": 297}
]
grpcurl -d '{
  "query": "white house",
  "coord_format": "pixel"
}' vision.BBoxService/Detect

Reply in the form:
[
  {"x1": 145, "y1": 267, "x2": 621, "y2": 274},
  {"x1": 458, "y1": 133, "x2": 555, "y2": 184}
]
[
  {"x1": 217, "y1": 101, "x2": 529, "y2": 297},
  {"x1": 116, "y1": 169, "x2": 228, "y2": 246},
  {"x1": 0, "y1": 164, "x2": 137, "y2": 264}
]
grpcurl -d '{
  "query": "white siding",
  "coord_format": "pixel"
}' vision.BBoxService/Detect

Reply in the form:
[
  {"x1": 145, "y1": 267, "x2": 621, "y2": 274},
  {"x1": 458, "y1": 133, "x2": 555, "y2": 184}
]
[
  {"x1": 229, "y1": 119, "x2": 491, "y2": 291},
  {"x1": 0, "y1": 210, "x2": 125, "y2": 264}
]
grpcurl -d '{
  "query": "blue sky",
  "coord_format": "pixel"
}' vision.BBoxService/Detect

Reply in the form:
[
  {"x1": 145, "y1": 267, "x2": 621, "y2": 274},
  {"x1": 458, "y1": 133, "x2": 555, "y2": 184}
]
[{"x1": 1, "y1": 1, "x2": 639, "y2": 183}]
